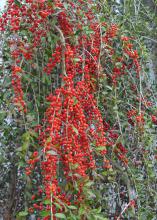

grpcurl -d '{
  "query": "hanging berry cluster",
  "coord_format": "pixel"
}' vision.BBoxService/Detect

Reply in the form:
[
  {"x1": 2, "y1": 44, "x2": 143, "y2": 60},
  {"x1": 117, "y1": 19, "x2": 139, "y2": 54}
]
[
  {"x1": 1, "y1": 0, "x2": 157, "y2": 219},
  {"x1": 1, "y1": 0, "x2": 108, "y2": 217}
]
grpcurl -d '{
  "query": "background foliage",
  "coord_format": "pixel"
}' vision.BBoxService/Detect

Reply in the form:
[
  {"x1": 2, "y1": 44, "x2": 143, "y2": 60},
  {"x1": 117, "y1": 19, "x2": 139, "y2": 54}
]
[{"x1": 0, "y1": 0, "x2": 157, "y2": 220}]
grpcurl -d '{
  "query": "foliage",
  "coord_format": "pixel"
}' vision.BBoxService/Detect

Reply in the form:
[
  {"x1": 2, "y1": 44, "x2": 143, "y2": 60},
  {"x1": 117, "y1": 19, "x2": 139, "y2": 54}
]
[{"x1": 0, "y1": 0, "x2": 157, "y2": 220}]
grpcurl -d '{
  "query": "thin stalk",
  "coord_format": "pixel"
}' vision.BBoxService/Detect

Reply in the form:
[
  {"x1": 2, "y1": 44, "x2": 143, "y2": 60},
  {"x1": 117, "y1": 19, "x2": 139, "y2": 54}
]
[
  {"x1": 50, "y1": 192, "x2": 54, "y2": 220},
  {"x1": 115, "y1": 87, "x2": 122, "y2": 136},
  {"x1": 54, "y1": 25, "x2": 67, "y2": 84}
]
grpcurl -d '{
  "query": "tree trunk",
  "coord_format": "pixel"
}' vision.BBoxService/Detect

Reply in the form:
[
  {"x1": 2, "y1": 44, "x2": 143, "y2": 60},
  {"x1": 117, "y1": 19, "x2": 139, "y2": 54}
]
[{"x1": 3, "y1": 166, "x2": 17, "y2": 220}]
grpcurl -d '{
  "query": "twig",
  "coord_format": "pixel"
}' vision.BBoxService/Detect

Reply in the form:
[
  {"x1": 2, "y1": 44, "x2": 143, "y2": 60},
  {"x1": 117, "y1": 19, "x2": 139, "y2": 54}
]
[
  {"x1": 117, "y1": 201, "x2": 132, "y2": 220},
  {"x1": 54, "y1": 25, "x2": 67, "y2": 81}
]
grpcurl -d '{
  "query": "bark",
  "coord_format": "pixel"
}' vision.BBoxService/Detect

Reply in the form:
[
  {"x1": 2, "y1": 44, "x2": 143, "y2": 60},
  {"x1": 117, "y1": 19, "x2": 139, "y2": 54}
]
[
  {"x1": 3, "y1": 166, "x2": 17, "y2": 220},
  {"x1": 143, "y1": 0, "x2": 157, "y2": 80}
]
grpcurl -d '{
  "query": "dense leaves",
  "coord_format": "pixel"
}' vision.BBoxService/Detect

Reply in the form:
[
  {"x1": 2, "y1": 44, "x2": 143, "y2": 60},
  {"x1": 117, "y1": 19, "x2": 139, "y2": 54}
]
[{"x1": 0, "y1": 0, "x2": 157, "y2": 219}]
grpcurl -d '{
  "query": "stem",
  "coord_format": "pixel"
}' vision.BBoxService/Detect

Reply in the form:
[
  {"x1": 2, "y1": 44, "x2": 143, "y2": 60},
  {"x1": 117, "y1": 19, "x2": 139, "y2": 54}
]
[
  {"x1": 96, "y1": 21, "x2": 103, "y2": 106},
  {"x1": 31, "y1": 85, "x2": 40, "y2": 126},
  {"x1": 50, "y1": 192, "x2": 54, "y2": 220},
  {"x1": 117, "y1": 201, "x2": 131, "y2": 220},
  {"x1": 139, "y1": 70, "x2": 142, "y2": 114},
  {"x1": 115, "y1": 87, "x2": 122, "y2": 136},
  {"x1": 54, "y1": 25, "x2": 67, "y2": 84}
]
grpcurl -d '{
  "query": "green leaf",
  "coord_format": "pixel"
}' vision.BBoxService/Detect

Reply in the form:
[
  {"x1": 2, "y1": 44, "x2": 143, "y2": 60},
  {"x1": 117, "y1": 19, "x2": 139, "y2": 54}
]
[
  {"x1": 22, "y1": 132, "x2": 31, "y2": 142},
  {"x1": 43, "y1": 199, "x2": 51, "y2": 205},
  {"x1": 68, "y1": 205, "x2": 77, "y2": 210},
  {"x1": 18, "y1": 211, "x2": 28, "y2": 217},
  {"x1": 54, "y1": 202, "x2": 62, "y2": 210},
  {"x1": 40, "y1": 210, "x2": 50, "y2": 217},
  {"x1": 85, "y1": 181, "x2": 94, "y2": 187},
  {"x1": 22, "y1": 74, "x2": 32, "y2": 82},
  {"x1": 47, "y1": 150, "x2": 58, "y2": 156},
  {"x1": 74, "y1": 29, "x2": 82, "y2": 36},
  {"x1": 55, "y1": 198, "x2": 68, "y2": 211},
  {"x1": 70, "y1": 163, "x2": 79, "y2": 170},
  {"x1": 79, "y1": 206, "x2": 86, "y2": 215},
  {"x1": 55, "y1": 213, "x2": 66, "y2": 219},
  {"x1": 96, "y1": 146, "x2": 106, "y2": 151},
  {"x1": 72, "y1": 125, "x2": 78, "y2": 135},
  {"x1": 87, "y1": 190, "x2": 96, "y2": 199},
  {"x1": 17, "y1": 161, "x2": 25, "y2": 168},
  {"x1": 73, "y1": 58, "x2": 80, "y2": 63},
  {"x1": 115, "y1": 62, "x2": 122, "y2": 68},
  {"x1": 63, "y1": 2, "x2": 69, "y2": 10},
  {"x1": 0, "y1": 111, "x2": 6, "y2": 122},
  {"x1": 94, "y1": 216, "x2": 108, "y2": 220},
  {"x1": 106, "y1": 85, "x2": 112, "y2": 90},
  {"x1": 14, "y1": 0, "x2": 21, "y2": 7},
  {"x1": 73, "y1": 97, "x2": 78, "y2": 105}
]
